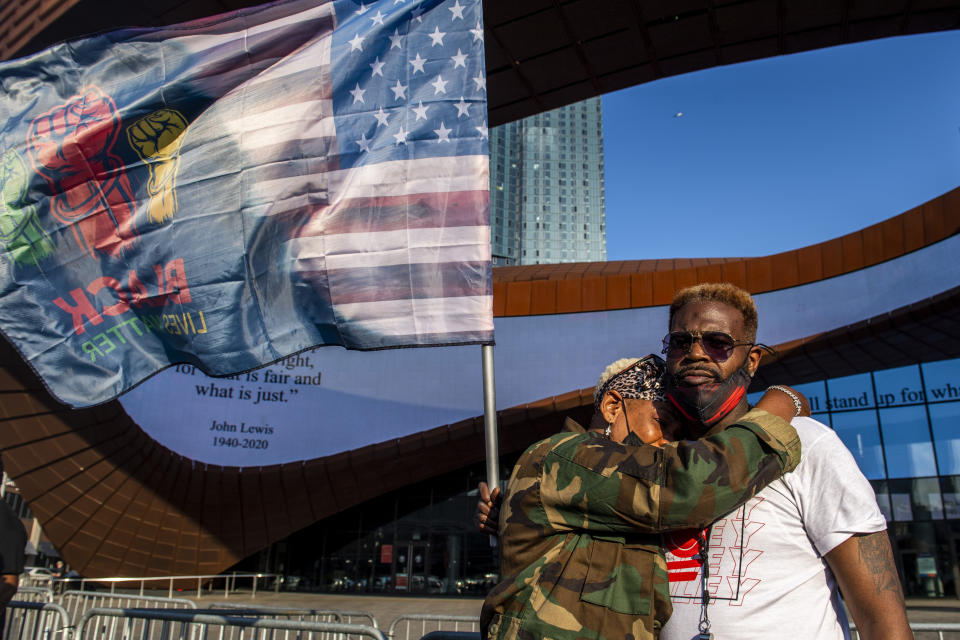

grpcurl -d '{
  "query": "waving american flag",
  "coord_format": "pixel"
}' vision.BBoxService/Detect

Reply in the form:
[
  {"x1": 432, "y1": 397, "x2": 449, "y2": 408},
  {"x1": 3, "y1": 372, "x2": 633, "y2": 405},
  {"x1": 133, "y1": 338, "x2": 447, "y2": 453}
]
[{"x1": 0, "y1": 0, "x2": 492, "y2": 407}]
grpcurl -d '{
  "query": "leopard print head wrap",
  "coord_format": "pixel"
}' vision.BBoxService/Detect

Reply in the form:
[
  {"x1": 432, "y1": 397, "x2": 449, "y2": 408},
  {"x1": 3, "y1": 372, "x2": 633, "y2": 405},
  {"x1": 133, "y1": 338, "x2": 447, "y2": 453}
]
[{"x1": 593, "y1": 354, "x2": 666, "y2": 413}]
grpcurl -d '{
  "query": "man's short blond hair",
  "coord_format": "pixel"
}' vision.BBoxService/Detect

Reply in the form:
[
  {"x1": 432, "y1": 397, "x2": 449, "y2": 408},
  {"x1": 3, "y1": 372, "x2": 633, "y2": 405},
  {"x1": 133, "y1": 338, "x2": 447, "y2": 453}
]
[{"x1": 669, "y1": 283, "x2": 758, "y2": 341}]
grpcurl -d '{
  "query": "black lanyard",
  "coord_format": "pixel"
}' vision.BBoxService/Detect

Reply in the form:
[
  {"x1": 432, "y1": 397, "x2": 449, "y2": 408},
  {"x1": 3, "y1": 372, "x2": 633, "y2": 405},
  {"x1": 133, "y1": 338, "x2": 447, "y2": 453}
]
[{"x1": 697, "y1": 528, "x2": 713, "y2": 639}]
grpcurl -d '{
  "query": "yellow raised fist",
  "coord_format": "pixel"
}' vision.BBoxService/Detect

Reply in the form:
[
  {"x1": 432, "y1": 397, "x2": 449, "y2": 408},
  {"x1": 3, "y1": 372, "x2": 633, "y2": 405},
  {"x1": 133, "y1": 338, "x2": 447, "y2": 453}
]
[{"x1": 127, "y1": 109, "x2": 188, "y2": 223}]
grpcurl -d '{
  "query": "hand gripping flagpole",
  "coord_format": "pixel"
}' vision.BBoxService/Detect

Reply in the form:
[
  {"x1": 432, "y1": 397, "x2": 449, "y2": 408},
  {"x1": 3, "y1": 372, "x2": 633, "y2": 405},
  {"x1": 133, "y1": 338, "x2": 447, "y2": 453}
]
[{"x1": 482, "y1": 344, "x2": 499, "y2": 491}]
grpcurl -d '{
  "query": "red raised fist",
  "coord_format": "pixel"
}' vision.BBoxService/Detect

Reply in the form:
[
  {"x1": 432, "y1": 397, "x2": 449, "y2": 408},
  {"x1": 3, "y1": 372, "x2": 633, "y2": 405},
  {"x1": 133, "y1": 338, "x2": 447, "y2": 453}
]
[{"x1": 27, "y1": 86, "x2": 138, "y2": 259}]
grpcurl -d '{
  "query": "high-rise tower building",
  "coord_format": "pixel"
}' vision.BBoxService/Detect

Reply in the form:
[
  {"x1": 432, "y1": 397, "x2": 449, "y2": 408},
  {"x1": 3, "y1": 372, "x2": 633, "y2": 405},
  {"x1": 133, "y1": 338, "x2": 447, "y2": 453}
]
[{"x1": 489, "y1": 97, "x2": 606, "y2": 265}]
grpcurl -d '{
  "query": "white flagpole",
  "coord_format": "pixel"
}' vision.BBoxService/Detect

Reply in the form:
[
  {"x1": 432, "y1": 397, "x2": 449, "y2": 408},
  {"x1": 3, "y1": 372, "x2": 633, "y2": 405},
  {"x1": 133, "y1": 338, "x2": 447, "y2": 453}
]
[{"x1": 482, "y1": 344, "x2": 499, "y2": 491}]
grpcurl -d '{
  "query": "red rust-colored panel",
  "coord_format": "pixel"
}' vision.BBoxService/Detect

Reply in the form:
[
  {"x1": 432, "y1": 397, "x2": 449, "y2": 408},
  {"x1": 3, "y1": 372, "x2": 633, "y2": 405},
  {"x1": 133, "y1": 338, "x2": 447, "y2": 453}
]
[
  {"x1": 770, "y1": 251, "x2": 799, "y2": 290},
  {"x1": 492, "y1": 281, "x2": 506, "y2": 317},
  {"x1": 720, "y1": 261, "x2": 747, "y2": 290},
  {"x1": 880, "y1": 216, "x2": 905, "y2": 261},
  {"x1": 922, "y1": 199, "x2": 946, "y2": 243},
  {"x1": 651, "y1": 270, "x2": 675, "y2": 306},
  {"x1": 606, "y1": 274, "x2": 631, "y2": 309},
  {"x1": 581, "y1": 277, "x2": 606, "y2": 311},
  {"x1": 630, "y1": 272, "x2": 654, "y2": 307},
  {"x1": 903, "y1": 206, "x2": 925, "y2": 252},
  {"x1": 556, "y1": 278, "x2": 583, "y2": 313},
  {"x1": 942, "y1": 188, "x2": 960, "y2": 235},
  {"x1": 746, "y1": 257, "x2": 774, "y2": 293},
  {"x1": 695, "y1": 264, "x2": 724, "y2": 284},
  {"x1": 673, "y1": 267, "x2": 698, "y2": 293},
  {"x1": 840, "y1": 232, "x2": 865, "y2": 273},
  {"x1": 504, "y1": 281, "x2": 532, "y2": 316},
  {"x1": 796, "y1": 244, "x2": 823, "y2": 284},
  {"x1": 529, "y1": 279, "x2": 557, "y2": 315},
  {"x1": 820, "y1": 238, "x2": 844, "y2": 278},
  {"x1": 859, "y1": 223, "x2": 883, "y2": 266}
]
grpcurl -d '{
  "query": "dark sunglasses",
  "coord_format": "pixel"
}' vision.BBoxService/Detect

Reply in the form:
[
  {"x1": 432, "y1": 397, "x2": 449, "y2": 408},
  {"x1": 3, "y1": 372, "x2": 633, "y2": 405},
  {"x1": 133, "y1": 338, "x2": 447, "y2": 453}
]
[{"x1": 661, "y1": 330, "x2": 754, "y2": 362}]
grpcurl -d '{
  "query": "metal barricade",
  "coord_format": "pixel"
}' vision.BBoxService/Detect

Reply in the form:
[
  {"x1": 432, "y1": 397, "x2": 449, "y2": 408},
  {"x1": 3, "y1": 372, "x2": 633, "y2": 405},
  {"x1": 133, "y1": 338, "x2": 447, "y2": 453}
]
[
  {"x1": 18, "y1": 575, "x2": 53, "y2": 589},
  {"x1": 59, "y1": 590, "x2": 196, "y2": 631},
  {"x1": 2, "y1": 601, "x2": 71, "y2": 640},
  {"x1": 851, "y1": 622, "x2": 960, "y2": 639},
  {"x1": 416, "y1": 633, "x2": 480, "y2": 640},
  {"x1": 208, "y1": 602, "x2": 343, "y2": 623},
  {"x1": 206, "y1": 603, "x2": 345, "y2": 637},
  {"x1": 209, "y1": 604, "x2": 379, "y2": 631},
  {"x1": 387, "y1": 615, "x2": 479, "y2": 640},
  {"x1": 337, "y1": 611, "x2": 379, "y2": 629},
  {"x1": 75, "y1": 607, "x2": 386, "y2": 640},
  {"x1": 13, "y1": 587, "x2": 54, "y2": 603}
]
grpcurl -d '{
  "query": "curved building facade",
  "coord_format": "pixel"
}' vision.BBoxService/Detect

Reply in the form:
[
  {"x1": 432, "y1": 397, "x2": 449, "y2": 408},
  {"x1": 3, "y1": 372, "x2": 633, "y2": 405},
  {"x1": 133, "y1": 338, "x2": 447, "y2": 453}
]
[
  {"x1": 0, "y1": 187, "x2": 957, "y2": 593},
  {"x1": 0, "y1": 0, "x2": 959, "y2": 598}
]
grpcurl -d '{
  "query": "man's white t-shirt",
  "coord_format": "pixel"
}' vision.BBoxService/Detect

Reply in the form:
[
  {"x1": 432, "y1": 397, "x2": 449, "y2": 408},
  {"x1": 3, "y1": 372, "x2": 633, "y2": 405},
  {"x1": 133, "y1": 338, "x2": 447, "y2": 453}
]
[{"x1": 660, "y1": 416, "x2": 887, "y2": 640}]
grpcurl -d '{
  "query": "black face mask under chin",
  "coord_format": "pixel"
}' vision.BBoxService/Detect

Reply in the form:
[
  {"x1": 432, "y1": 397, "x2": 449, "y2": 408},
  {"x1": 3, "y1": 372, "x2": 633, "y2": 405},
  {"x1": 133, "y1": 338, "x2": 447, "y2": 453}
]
[{"x1": 665, "y1": 364, "x2": 753, "y2": 427}]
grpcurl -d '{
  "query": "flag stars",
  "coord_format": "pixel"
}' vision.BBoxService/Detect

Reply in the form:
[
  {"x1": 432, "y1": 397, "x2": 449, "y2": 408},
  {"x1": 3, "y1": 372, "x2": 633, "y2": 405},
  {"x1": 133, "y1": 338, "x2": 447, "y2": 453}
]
[
  {"x1": 448, "y1": 0, "x2": 465, "y2": 20},
  {"x1": 472, "y1": 72, "x2": 486, "y2": 92},
  {"x1": 356, "y1": 132, "x2": 373, "y2": 153},
  {"x1": 476, "y1": 121, "x2": 488, "y2": 139},
  {"x1": 349, "y1": 83, "x2": 366, "y2": 104},
  {"x1": 411, "y1": 3, "x2": 424, "y2": 23},
  {"x1": 389, "y1": 29, "x2": 403, "y2": 49},
  {"x1": 455, "y1": 97, "x2": 471, "y2": 118},
  {"x1": 409, "y1": 52, "x2": 426, "y2": 73},
  {"x1": 370, "y1": 10, "x2": 385, "y2": 25},
  {"x1": 431, "y1": 75, "x2": 448, "y2": 94},
  {"x1": 391, "y1": 79, "x2": 408, "y2": 101},
  {"x1": 428, "y1": 26, "x2": 446, "y2": 46},
  {"x1": 412, "y1": 100, "x2": 429, "y2": 121},
  {"x1": 370, "y1": 56, "x2": 385, "y2": 77},
  {"x1": 349, "y1": 33, "x2": 364, "y2": 52},
  {"x1": 374, "y1": 106, "x2": 390, "y2": 126},
  {"x1": 394, "y1": 126, "x2": 408, "y2": 145},
  {"x1": 434, "y1": 121, "x2": 452, "y2": 142},
  {"x1": 451, "y1": 48, "x2": 467, "y2": 69},
  {"x1": 470, "y1": 22, "x2": 484, "y2": 42},
  {"x1": 355, "y1": 2, "x2": 369, "y2": 15}
]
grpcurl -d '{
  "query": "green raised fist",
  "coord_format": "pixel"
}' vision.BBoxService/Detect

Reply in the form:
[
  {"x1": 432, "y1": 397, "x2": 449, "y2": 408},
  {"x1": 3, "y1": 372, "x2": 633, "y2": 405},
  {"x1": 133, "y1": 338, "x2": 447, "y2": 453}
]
[{"x1": 0, "y1": 150, "x2": 54, "y2": 265}]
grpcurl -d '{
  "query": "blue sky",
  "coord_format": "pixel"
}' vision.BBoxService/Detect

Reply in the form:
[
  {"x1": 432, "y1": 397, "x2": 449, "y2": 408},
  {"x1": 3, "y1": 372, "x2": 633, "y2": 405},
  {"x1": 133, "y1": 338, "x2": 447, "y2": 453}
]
[{"x1": 602, "y1": 31, "x2": 960, "y2": 261}]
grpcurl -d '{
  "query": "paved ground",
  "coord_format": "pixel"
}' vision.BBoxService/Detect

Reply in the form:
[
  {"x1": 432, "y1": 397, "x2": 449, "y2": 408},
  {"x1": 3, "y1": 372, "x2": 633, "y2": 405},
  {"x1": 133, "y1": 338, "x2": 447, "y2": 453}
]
[{"x1": 188, "y1": 590, "x2": 960, "y2": 630}]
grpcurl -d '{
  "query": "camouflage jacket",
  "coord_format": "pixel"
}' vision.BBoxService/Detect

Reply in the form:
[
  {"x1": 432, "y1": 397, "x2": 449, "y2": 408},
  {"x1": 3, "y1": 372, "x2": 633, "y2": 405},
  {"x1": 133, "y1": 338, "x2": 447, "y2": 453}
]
[{"x1": 480, "y1": 408, "x2": 801, "y2": 640}]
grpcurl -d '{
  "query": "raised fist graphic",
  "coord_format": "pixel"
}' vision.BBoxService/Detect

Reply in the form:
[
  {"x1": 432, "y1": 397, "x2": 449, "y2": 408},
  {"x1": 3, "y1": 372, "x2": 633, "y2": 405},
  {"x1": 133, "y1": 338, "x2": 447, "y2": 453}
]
[
  {"x1": 127, "y1": 108, "x2": 188, "y2": 224},
  {"x1": 0, "y1": 150, "x2": 55, "y2": 265},
  {"x1": 27, "y1": 86, "x2": 138, "y2": 259}
]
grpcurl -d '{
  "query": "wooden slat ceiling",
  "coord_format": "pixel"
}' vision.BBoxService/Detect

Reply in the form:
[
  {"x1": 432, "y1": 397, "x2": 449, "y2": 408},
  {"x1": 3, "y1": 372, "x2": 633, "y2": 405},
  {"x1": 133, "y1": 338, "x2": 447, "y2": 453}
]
[{"x1": 2, "y1": 0, "x2": 960, "y2": 125}]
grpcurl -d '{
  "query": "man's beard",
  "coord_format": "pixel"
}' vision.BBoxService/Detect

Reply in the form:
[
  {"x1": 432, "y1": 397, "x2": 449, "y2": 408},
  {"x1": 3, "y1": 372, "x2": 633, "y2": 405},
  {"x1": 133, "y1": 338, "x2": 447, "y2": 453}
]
[{"x1": 664, "y1": 363, "x2": 753, "y2": 428}]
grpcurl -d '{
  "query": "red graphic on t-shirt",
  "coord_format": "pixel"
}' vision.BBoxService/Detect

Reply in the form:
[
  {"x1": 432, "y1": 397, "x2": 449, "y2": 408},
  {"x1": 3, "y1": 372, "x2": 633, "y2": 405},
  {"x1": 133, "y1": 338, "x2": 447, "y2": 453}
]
[{"x1": 663, "y1": 498, "x2": 767, "y2": 606}]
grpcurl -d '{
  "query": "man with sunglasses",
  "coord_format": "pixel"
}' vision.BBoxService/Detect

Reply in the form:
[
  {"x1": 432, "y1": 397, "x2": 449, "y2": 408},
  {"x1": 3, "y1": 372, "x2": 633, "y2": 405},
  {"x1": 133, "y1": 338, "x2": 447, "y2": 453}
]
[{"x1": 659, "y1": 283, "x2": 910, "y2": 640}]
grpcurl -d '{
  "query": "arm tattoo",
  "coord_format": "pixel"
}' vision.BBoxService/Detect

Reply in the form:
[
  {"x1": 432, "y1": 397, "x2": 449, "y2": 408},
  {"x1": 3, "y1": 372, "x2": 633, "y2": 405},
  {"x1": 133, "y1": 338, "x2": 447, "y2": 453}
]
[{"x1": 856, "y1": 533, "x2": 905, "y2": 602}]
